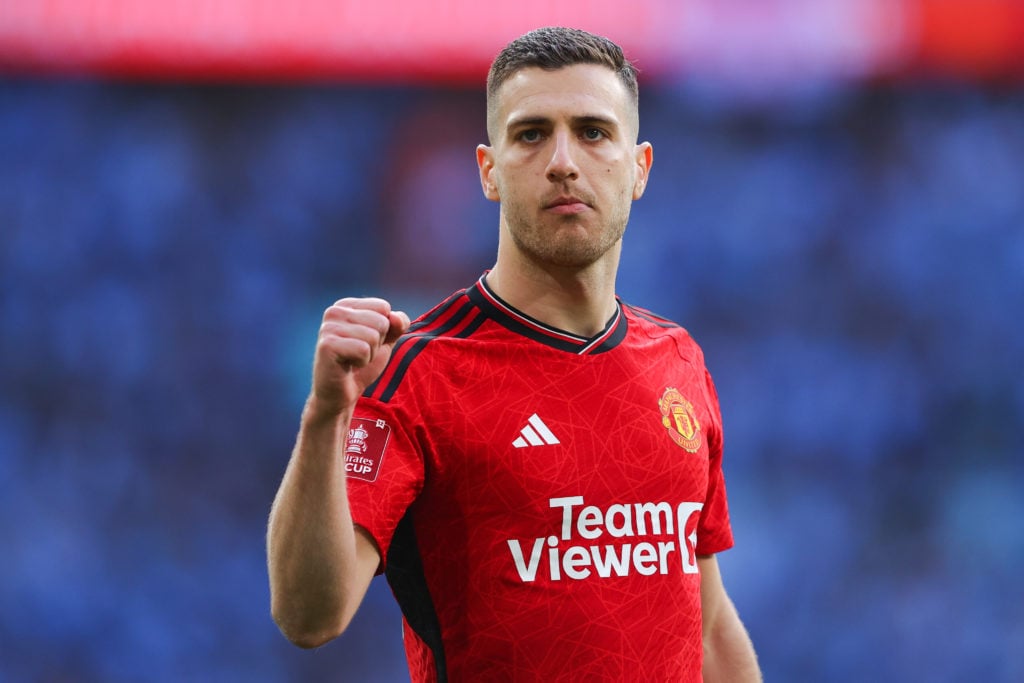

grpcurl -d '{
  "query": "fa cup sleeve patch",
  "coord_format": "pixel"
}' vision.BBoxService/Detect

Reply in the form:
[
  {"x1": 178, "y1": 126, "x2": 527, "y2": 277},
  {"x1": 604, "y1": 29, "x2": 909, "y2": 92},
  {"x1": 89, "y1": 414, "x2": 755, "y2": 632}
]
[{"x1": 344, "y1": 418, "x2": 391, "y2": 483}]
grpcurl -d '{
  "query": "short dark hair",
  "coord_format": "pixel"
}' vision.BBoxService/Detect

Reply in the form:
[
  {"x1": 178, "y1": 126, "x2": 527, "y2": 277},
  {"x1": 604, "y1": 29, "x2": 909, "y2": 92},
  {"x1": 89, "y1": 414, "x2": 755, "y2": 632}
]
[{"x1": 485, "y1": 27, "x2": 639, "y2": 140}]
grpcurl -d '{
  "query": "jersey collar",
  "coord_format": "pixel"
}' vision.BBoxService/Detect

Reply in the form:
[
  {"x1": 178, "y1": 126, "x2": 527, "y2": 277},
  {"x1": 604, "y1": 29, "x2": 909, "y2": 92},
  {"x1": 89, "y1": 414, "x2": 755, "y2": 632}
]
[{"x1": 468, "y1": 273, "x2": 627, "y2": 355}]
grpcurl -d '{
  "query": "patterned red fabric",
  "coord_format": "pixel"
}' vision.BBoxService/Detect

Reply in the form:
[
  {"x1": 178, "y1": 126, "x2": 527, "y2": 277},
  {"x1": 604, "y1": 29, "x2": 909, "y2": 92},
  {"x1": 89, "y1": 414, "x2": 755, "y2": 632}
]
[{"x1": 346, "y1": 275, "x2": 733, "y2": 682}]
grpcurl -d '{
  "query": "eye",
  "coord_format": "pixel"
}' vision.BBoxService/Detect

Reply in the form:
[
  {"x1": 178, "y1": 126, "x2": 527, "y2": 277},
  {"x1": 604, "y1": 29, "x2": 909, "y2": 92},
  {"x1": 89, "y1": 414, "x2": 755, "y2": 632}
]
[{"x1": 517, "y1": 129, "x2": 543, "y2": 143}]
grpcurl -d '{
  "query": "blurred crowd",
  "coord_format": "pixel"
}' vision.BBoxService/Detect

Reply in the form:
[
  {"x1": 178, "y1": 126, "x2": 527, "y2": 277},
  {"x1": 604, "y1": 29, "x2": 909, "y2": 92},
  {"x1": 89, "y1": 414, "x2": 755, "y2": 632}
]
[{"x1": 1, "y1": 78, "x2": 1021, "y2": 681}]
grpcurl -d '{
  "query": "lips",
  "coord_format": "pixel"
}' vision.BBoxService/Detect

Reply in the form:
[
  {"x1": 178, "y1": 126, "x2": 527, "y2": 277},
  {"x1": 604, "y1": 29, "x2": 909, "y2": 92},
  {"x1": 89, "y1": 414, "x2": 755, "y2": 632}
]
[
  {"x1": 544, "y1": 195, "x2": 591, "y2": 214},
  {"x1": 545, "y1": 195, "x2": 587, "y2": 208}
]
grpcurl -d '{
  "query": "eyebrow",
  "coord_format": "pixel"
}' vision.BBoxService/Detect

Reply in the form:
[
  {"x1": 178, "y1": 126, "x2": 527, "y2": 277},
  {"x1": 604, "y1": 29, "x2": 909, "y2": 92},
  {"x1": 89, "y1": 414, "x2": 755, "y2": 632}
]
[{"x1": 505, "y1": 114, "x2": 620, "y2": 133}]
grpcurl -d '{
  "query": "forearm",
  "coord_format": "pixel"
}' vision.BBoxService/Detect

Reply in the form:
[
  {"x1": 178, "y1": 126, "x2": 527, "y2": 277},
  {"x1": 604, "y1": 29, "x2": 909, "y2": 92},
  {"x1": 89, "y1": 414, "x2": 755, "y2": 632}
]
[
  {"x1": 267, "y1": 400, "x2": 363, "y2": 647},
  {"x1": 702, "y1": 594, "x2": 761, "y2": 683}
]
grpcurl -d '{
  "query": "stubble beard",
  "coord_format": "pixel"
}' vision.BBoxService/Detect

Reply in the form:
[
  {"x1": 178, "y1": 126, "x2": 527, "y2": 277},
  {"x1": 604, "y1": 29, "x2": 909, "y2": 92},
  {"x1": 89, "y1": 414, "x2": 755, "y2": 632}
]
[{"x1": 503, "y1": 198, "x2": 631, "y2": 270}]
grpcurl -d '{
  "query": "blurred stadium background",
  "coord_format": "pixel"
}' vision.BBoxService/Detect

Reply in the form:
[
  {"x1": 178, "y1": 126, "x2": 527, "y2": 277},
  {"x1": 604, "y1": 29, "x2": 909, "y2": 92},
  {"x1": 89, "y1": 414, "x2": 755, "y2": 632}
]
[{"x1": 1, "y1": 1, "x2": 1022, "y2": 681}]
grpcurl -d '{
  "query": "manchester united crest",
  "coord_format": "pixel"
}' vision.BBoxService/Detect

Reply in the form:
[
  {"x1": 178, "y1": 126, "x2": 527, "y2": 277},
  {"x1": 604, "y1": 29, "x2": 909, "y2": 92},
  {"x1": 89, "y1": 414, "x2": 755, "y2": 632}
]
[{"x1": 659, "y1": 387, "x2": 702, "y2": 453}]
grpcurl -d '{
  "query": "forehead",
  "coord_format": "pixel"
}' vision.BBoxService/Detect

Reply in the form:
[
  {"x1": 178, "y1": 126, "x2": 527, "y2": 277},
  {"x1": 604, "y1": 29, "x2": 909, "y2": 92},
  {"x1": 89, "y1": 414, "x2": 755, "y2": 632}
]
[{"x1": 491, "y1": 63, "x2": 633, "y2": 132}]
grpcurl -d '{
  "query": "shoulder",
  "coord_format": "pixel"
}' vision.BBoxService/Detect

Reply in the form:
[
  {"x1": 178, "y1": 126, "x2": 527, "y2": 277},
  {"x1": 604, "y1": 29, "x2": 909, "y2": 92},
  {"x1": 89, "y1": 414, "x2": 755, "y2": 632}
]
[
  {"x1": 621, "y1": 301, "x2": 706, "y2": 361},
  {"x1": 363, "y1": 287, "x2": 484, "y2": 403},
  {"x1": 406, "y1": 287, "x2": 477, "y2": 334}
]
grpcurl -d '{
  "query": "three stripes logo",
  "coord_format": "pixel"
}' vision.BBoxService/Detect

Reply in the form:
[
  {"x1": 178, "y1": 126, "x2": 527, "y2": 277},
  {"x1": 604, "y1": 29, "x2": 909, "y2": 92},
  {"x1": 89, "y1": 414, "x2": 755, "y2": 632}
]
[{"x1": 512, "y1": 414, "x2": 560, "y2": 449}]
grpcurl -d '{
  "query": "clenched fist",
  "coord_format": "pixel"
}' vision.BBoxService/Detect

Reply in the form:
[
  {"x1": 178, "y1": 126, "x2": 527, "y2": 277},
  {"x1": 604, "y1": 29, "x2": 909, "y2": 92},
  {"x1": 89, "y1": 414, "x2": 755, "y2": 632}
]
[{"x1": 309, "y1": 297, "x2": 410, "y2": 417}]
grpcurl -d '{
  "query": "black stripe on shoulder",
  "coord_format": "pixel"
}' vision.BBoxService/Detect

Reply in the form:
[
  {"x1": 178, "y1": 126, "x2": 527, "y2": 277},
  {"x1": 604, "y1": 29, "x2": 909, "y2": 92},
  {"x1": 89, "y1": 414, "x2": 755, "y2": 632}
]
[
  {"x1": 624, "y1": 302, "x2": 681, "y2": 329},
  {"x1": 408, "y1": 288, "x2": 471, "y2": 334},
  {"x1": 375, "y1": 301, "x2": 480, "y2": 404},
  {"x1": 363, "y1": 292, "x2": 471, "y2": 399}
]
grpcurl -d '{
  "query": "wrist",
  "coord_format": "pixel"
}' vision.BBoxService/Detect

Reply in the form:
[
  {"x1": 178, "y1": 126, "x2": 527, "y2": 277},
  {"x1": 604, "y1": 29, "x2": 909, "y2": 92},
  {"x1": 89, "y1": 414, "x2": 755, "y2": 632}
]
[{"x1": 302, "y1": 395, "x2": 354, "y2": 430}]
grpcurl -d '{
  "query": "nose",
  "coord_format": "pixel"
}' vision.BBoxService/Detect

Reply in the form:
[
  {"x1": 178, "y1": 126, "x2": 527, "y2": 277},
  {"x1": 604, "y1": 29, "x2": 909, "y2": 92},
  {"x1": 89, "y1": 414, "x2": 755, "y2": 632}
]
[{"x1": 545, "y1": 131, "x2": 579, "y2": 182}]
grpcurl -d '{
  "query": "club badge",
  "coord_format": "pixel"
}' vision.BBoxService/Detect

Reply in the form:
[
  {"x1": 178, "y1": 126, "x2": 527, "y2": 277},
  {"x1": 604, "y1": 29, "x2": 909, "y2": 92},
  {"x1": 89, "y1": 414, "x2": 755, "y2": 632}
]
[{"x1": 659, "y1": 387, "x2": 702, "y2": 453}]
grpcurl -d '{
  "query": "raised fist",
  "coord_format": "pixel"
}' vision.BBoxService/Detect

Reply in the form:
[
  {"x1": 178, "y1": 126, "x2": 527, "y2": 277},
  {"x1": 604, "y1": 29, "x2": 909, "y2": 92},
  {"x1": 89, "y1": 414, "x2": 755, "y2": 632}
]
[{"x1": 310, "y1": 297, "x2": 409, "y2": 416}]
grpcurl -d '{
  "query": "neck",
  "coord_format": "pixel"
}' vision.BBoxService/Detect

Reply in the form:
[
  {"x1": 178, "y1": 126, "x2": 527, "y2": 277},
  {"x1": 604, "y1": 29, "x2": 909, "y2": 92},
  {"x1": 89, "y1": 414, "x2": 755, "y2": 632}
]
[{"x1": 485, "y1": 251, "x2": 620, "y2": 338}]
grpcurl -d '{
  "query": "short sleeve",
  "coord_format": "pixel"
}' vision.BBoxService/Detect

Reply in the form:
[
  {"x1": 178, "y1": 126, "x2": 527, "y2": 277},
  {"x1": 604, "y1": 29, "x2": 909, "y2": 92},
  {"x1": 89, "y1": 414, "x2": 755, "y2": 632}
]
[
  {"x1": 345, "y1": 398, "x2": 425, "y2": 571},
  {"x1": 696, "y1": 367, "x2": 734, "y2": 555}
]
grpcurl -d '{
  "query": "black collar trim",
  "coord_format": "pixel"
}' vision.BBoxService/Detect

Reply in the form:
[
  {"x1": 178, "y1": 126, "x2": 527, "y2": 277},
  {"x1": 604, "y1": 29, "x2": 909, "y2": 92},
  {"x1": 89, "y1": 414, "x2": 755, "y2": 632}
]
[{"x1": 468, "y1": 274, "x2": 626, "y2": 355}]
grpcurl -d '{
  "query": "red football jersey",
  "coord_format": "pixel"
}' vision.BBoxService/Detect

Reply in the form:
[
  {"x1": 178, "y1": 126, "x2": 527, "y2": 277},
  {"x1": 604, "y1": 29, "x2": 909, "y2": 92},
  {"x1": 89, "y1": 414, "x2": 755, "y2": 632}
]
[{"x1": 345, "y1": 275, "x2": 733, "y2": 682}]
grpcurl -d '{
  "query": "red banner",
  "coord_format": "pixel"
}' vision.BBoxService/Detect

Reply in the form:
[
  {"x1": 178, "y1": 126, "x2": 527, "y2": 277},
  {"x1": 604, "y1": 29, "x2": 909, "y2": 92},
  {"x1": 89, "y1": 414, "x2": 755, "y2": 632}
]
[{"x1": 0, "y1": 0, "x2": 1020, "y2": 84}]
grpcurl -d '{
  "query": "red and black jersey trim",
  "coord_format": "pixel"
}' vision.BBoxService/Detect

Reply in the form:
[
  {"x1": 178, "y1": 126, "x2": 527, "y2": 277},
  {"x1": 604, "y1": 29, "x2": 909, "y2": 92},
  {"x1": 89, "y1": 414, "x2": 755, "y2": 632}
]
[
  {"x1": 364, "y1": 290, "x2": 485, "y2": 404},
  {"x1": 385, "y1": 511, "x2": 448, "y2": 682},
  {"x1": 468, "y1": 275, "x2": 627, "y2": 355},
  {"x1": 406, "y1": 288, "x2": 469, "y2": 334},
  {"x1": 623, "y1": 302, "x2": 681, "y2": 329}
]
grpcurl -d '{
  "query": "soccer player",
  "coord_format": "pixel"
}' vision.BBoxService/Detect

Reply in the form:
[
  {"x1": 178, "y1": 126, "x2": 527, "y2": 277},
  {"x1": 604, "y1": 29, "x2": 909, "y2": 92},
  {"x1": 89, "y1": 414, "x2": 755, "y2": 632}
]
[{"x1": 268, "y1": 26, "x2": 761, "y2": 682}]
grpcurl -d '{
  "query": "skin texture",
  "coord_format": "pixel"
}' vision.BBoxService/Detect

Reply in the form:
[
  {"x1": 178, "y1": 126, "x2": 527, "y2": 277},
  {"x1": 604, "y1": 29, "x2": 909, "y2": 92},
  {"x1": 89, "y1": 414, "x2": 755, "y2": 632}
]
[
  {"x1": 477, "y1": 63, "x2": 651, "y2": 336},
  {"x1": 267, "y1": 299, "x2": 407, "y2": 647},
  {"x1": 699, "y1": 555, "x2": 762, "y2": 682}
]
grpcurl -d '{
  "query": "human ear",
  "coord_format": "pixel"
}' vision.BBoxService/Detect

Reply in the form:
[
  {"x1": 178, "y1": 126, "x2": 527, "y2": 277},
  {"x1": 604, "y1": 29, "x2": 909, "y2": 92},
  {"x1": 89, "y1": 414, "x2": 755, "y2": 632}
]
[
  {"x1": 632, "y1": 142, "x2": 653, "y2": 200},
  {"x1": 477, "y1": 144, "x2": 500, "y2": 202}
]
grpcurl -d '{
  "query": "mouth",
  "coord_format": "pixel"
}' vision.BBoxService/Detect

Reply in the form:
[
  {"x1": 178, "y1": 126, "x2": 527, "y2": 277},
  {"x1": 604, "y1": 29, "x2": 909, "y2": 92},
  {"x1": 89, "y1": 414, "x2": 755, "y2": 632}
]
[{"x1": 544, "y1": 196, "x2": 591, "y2": 215}]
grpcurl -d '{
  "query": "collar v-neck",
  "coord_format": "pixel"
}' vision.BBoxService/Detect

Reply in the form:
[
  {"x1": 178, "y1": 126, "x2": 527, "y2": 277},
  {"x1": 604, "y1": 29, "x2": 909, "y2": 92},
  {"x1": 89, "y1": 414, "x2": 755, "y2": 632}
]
[{"x1": 467, "y1": 274, "x2": 627, "y2": 355}]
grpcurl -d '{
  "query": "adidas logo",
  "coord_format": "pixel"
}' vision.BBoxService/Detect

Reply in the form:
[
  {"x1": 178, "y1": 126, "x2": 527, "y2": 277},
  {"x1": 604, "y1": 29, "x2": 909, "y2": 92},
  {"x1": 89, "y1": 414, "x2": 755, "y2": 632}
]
[{"x1": 512, "y1": 414, "x2": 561, "y2": 448}]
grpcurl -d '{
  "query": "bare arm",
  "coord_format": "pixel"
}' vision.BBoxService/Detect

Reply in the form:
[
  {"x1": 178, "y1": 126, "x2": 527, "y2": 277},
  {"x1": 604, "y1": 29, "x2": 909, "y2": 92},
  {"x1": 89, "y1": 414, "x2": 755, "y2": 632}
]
[
  {"x1": 699, "y1": 554, "x2": 762, "y2": 683},
  {"x1": 267, "y1": 298, "x2": 409, "y2": 648}
]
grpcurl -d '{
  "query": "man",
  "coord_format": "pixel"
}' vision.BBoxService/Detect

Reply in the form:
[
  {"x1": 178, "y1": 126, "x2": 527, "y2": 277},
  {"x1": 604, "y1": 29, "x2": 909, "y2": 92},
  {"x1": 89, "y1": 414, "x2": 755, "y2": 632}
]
[{"x1": 268, "y1": 26, "x2": 761, "y2": 682}]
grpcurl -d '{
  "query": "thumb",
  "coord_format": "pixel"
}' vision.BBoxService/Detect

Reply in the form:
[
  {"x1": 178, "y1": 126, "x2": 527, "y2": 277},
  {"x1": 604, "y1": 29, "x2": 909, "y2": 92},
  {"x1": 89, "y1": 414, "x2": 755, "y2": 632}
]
[{"x1": 384, "y1": 310, "x2": 410, "y2": 345}]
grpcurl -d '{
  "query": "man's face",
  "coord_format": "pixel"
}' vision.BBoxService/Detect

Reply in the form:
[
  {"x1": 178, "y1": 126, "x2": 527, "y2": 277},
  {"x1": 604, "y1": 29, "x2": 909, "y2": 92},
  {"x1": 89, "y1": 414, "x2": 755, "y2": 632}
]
[{"x1": 477, "y1": 64, "x2": 652, "y2": 270}]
